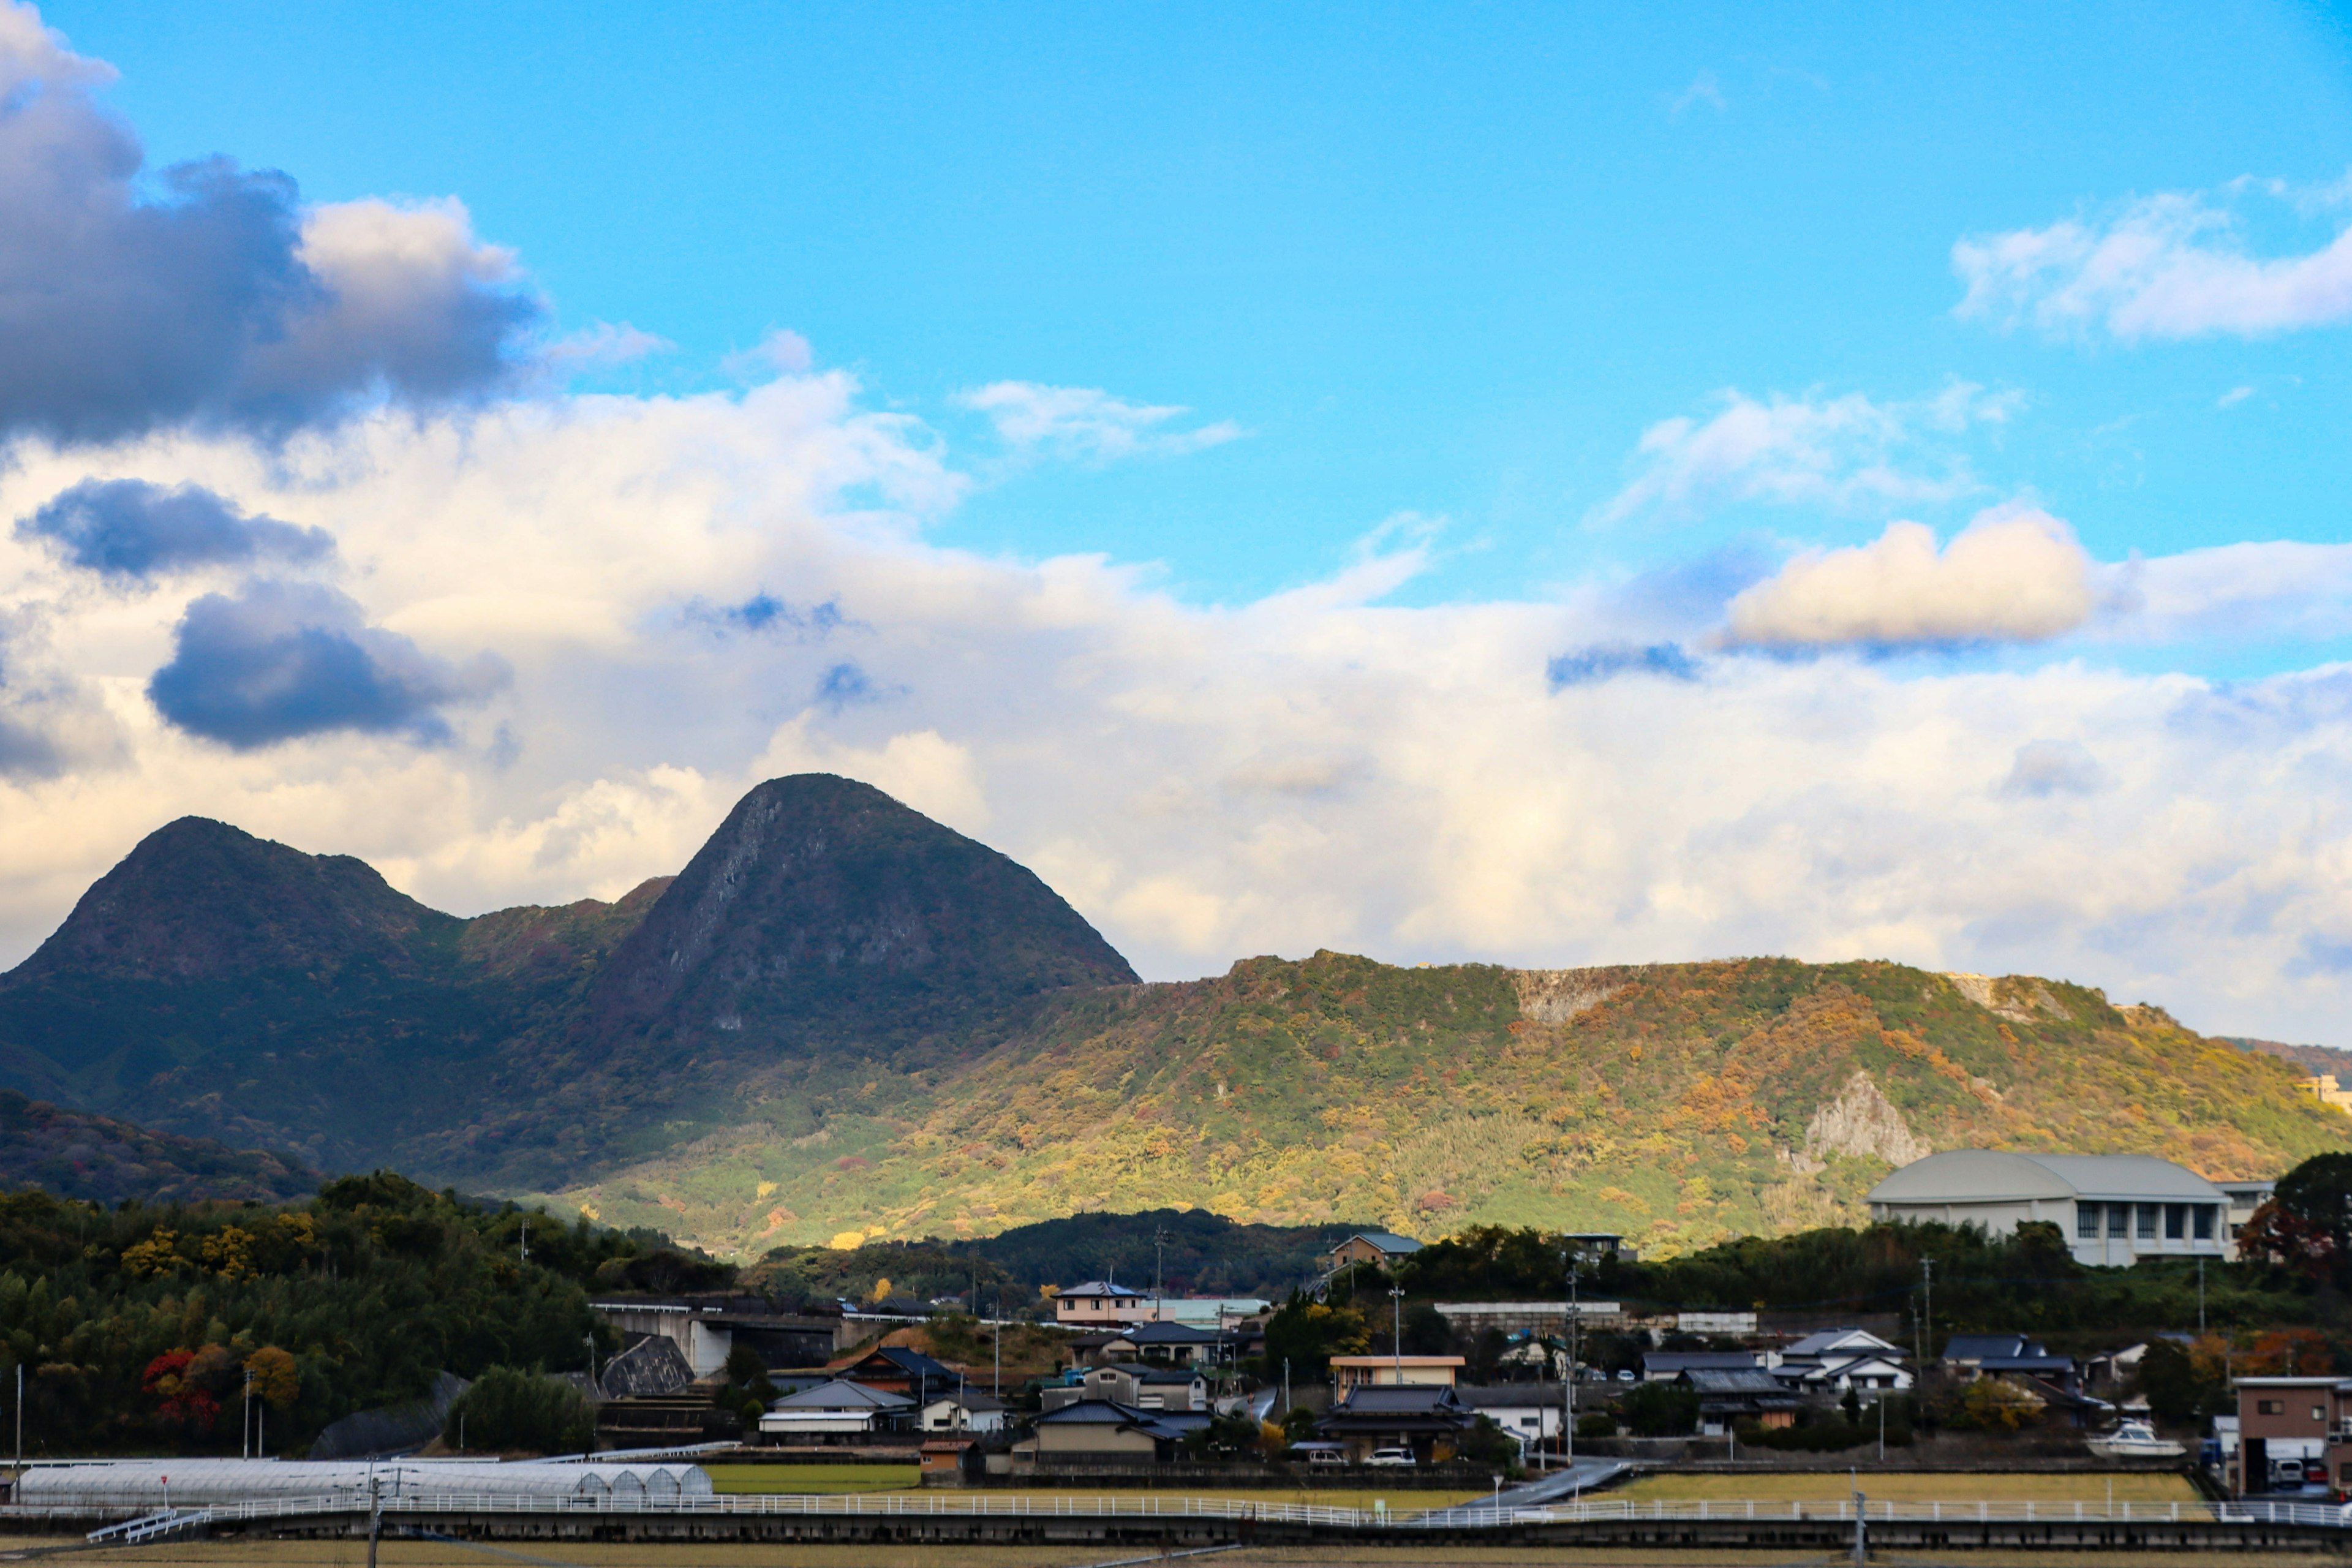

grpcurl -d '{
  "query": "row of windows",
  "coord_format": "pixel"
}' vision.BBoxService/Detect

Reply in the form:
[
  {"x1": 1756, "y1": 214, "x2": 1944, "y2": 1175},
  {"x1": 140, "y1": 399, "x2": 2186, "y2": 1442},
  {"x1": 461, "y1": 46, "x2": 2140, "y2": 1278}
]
[{"x1": 2074, "y1": 1201, "x2": 2217, "y2": 1242}]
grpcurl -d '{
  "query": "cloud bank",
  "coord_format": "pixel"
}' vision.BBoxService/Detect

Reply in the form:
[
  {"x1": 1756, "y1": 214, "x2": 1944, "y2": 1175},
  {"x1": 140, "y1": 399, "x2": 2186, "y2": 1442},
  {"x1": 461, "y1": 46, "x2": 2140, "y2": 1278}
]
[
  {"x1": 0, "y1": 3, "x2": 537, "y2": 443},
  {"x1": 0, "y1": 380, "x2": 2348, "y2": 1043}
]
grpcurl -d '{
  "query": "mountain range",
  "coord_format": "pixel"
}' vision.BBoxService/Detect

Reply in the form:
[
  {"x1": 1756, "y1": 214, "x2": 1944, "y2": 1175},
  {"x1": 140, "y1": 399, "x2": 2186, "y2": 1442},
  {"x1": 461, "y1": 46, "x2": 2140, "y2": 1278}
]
[{"x1": 0, "y1": 773, "x2": 2343, "y2": 1257}]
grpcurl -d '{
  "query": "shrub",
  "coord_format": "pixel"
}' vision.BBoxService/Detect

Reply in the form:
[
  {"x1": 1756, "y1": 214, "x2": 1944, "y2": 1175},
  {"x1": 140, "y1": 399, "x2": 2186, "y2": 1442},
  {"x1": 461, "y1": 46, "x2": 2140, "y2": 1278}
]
[{"x1": 1576, "y1": 1411, "x2": 1618, "y2": 1438}]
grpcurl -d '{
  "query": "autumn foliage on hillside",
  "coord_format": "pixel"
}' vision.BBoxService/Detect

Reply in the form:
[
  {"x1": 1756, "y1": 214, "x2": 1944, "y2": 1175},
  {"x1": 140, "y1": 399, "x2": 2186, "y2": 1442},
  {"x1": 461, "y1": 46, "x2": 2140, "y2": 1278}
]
[{"x1": 560, "y1": 952, "x2": 2352, "y2": 1259}]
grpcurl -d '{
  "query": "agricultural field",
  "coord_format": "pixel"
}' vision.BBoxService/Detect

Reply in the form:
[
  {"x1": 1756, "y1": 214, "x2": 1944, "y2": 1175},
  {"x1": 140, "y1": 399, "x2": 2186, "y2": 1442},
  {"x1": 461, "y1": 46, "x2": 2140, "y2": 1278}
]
[
  {"x1": 701, "y1": 1463, "x2": 919, "y2": 1494},
  {"x1": 1616, "y1": 1471, "x2": 2201, "y2": 1504}
]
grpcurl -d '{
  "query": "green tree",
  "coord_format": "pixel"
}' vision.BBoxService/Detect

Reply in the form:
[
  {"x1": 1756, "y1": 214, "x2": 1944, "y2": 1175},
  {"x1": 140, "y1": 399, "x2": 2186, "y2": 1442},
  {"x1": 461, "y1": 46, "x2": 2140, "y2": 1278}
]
[
  {"x1": 443, "y1": 1366, "x2": 594, "y2": 1455},
  {"x1": 1261, "y1": 1291, "x2": 1368, "y2": 1380},
  {"x1": 1619, "y1": 1381, "x2": 1698, "y2": 1437}
]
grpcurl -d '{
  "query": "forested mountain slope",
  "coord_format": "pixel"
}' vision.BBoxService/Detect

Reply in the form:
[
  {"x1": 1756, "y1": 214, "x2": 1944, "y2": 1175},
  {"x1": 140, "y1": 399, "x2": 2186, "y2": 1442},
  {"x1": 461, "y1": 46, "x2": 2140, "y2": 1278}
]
[{"x1": 552, "y1": 951, "x2": 2352, "y2": 1258}]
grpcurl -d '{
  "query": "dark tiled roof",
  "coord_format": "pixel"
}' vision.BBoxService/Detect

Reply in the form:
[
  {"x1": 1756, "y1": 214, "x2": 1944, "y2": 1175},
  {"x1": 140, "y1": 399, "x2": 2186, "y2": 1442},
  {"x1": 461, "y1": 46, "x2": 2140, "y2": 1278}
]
[
  {"x1": 1335, "y1": 1385, "x2": 1464, "y2": 1415},
  {"x1": 1682, "y1": 1368, "x2": 1795, "y2": 1395},
  {"x1": 1944, "y1": 1334, "x2": 2040, "y2": 1360},
  {"x1": 1116, "y1": 1321, "x2": 1224, "y2": 1344},
  {"x1": 1643, "y1": 1352, "x2": 1760, "y2": 1373}
]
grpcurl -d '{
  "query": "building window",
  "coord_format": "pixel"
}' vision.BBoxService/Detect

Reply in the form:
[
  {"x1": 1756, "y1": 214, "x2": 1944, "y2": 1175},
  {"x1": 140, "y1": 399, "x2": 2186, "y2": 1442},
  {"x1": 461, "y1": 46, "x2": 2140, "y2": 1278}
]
[
  {"x1": 2194, "y1": 1205, "x2": 2215, "y2": 1241},
  {"x1": 2165, "y1": 1204, "x2": 2187, "y2": 1240},
  {"x1": 2108, "y1": 1203, "x2": 2129, "y2": 1237},
  {"x1": 2319, "y1": 1406, "x2": 2330, "y2": 1423},
  {"x1": 2077, "y1": 1204, "x2": 2099, "y2": 1238},
  {"x1": 2258, "y1": 1400, "x2": 2285, "y2": 1415},
  {"x1": 2136, "y1": 1205, "x2": 2158, "y2": 1241}
]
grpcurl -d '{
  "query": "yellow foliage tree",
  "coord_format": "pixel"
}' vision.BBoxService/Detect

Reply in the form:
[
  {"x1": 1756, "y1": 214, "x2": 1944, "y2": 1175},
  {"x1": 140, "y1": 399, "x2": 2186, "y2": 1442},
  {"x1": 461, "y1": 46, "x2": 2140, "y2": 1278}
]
[
  {"x1": 1962, "y1": 1374, "x2": 2045, "y2": 1431},
  {"x1": 243, "y1": 1346, "x2": 299, "y2": 1409},
  {"x1": 120, "y1": 1231, "x2": 181, "y2": 1278}
]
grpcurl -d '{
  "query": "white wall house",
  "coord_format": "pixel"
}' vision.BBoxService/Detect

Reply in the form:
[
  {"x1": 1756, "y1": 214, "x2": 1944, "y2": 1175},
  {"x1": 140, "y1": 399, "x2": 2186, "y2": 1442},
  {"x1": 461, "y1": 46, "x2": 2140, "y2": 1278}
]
[{"x1": 1866, "y1": 1151, "x2": 2232, "y2": 1267}]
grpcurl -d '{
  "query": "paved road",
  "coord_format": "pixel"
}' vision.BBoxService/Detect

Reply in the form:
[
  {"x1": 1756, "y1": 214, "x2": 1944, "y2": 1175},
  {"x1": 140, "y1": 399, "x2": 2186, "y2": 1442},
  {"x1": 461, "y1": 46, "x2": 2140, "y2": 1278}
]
[{"x1": 1414, "y1": 1457, "x2": 1631, "y2": 1523}]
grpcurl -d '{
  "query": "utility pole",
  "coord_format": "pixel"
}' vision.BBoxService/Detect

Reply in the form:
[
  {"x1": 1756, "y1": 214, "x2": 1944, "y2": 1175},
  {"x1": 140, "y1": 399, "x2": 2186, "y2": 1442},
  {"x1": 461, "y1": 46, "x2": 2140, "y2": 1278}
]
[
  {"x1": 243, "y1": 1368, "x2": 253, "y2": 1459},
  {"x1": 1154, "y1": 1226, "x2": 1169, "y2": 1322},
  {"x1": 2198, "y1": 1257, "x2": 2207, "y2": 1337},
  {"x1": 1283, "y1": 1357, "x2": 1291, "y2": 1415},
  {"x1": 1389, "y1": 1287, "x2": 1404, "y2": 1383},
  {"x1": 519, "y1": 1218, "x2": 529, "y2": 1265},
  {"x1": 1564, "y1": 1254, "x2": 1581, "y2": 1468},
  {"x1": 994, "y1": 1292, "x2": 1003, "y2": 1398},
  {"x1": 366, "y1": 1473, "x2": 382, "y2": 1568},
  {"x1": 1919, "y1": 1259, "x2": 1935, "y2": 1366},
  {"x1": 14, "y1": 1361, "x2": 21, "y2": 1477}
]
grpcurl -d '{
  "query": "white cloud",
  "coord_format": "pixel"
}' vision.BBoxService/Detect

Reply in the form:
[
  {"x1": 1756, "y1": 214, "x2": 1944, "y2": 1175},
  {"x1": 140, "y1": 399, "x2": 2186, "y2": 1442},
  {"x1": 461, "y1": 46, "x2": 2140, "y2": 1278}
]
[
  {"x1": 11, "y1": 379, "x2": 2352, "y2": 1044},
  {"x1": 545, "y1": 322, "x2": 672, "y2": 369},
  {"x1": 1669, "y1": 70, "x2": 1725, "y2": 118},
  {"x1": 1588, "y1": 385, "x2": 2015, "y2": 528},
  {"x1": 954, "y1": 381, "x2": 1243, "y2": 463},
  {"x1": 1953, "y1": 180, "x2": 2352, "y2": 341},
  {"x1": 2217, "y1": 385, "x2": 2255, "y2": 409},
  {"x1": 1723, "y1": 506, "x2": 2094, "y2": 647}
]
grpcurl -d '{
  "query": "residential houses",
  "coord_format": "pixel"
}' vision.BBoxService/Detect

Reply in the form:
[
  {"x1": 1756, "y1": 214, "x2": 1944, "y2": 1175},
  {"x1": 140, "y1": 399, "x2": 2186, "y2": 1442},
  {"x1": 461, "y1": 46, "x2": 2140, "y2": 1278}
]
[
  {"x1": 1316, "y1": 1384, "x2": 1477, "y2": 1463},
  {"x1": 1681, "y1": 1368, "x2": 1801, "y2": 1433},
  {"x1": 1325, "y1": 1231, "x2": 1424, "y2": 1272},
  {"x1": 2231, "y1": 1376, "x2": 2348, "y2": 1496},
  {"x1": 1041, "y1": 1363, "x2": 1208, "y2": 1412},
  {"x1": 758, "y1": 1379, "x2": 913, "y2": 1438},
  {"x1": 1050, "y1": 1281, "x2": 1270, "y2": 1330},
  {"x1": 1330, "y1": 1355, "x2": 1464, "y2": 1392}
]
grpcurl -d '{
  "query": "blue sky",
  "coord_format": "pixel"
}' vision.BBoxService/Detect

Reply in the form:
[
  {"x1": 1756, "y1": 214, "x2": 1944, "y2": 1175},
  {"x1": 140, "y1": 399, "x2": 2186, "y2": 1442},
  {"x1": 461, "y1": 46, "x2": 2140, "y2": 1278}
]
[
  {"x1": 8, "y1": 2, "x2": 2352, "y2": 1040},
  {"x1": 51, "y1": 1, "x2": 2352, "y2": 610}
]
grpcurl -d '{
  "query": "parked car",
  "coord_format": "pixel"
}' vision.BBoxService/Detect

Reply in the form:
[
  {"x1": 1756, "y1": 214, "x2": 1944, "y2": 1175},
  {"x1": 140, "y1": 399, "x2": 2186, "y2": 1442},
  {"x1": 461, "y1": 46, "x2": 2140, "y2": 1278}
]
[
  {"x1": 1303, "y1": 1449, "x2": 1344, "y2": 1466},
  {"x1": 1365, "y1": 1447, "x2": 1417, "y2": 1467}
]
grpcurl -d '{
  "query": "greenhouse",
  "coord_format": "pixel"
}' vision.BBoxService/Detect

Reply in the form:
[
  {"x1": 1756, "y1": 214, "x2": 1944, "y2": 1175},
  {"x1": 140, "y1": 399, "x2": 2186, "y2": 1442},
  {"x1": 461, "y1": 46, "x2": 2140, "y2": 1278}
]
[{"x1": 14, "y1": 1459, "x2": 714, "y2": 1510}]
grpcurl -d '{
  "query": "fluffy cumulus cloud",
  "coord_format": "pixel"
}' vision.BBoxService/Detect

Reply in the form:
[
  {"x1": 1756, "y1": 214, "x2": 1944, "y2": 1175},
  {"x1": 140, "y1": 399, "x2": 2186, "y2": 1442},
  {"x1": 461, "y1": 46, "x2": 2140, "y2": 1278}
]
[
  {"x1": 1724, "y1": 507, "x2": 2094, "y2": 648},
  {"x1": 955, "y1": 381, "x2": 1242, "y2": 462},
  {"x1": 0, "y1": 2, "x2": 537, "y2": 443},
  {"x1": 1588, "y1": 384, "x2": 2016, "y2": 527},
  {"x1": 18, "y1": 478, "x2": 333, "y2": 578},
  {"x1": 147, "y1": 581, "x2": 506, "y2": 749},
  {"x1": 1954, "y1": 179, "x2": 2352, "y2": 341}
]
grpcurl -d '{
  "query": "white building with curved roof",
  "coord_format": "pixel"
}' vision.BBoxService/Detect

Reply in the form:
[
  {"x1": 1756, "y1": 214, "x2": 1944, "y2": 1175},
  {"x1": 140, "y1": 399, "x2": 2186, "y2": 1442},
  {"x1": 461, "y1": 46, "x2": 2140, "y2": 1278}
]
[{"x1": 1865, "y1": 1150, "x2": 2231, "y2": 1267}]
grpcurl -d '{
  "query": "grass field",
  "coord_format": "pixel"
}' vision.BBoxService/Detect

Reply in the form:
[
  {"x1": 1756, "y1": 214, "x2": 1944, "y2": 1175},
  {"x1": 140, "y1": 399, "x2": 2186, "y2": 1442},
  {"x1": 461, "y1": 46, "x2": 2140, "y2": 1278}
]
[
  {"x1": 1615, "y1": 1471, "x2": 2201, "y2": 1504},
  {"x1": 702, "y1": 1463, "x2": 919, "y2": 1493}
]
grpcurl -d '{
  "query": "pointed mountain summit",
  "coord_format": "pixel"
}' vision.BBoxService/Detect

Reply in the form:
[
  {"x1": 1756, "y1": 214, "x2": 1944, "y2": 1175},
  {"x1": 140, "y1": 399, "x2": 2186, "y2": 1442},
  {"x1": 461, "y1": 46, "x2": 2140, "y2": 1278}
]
[
  {"x1": 9, "y1": 816, "x2": 458, "y2": 985},
  {"x1": 582, "y1": 773, "x2": 1138, "y2": 1060}
]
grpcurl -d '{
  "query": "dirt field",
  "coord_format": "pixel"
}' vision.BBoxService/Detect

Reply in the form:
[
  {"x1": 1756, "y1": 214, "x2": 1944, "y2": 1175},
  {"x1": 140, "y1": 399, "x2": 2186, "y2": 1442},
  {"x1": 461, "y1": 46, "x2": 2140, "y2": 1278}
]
[{"x1": 1615, "y1": 1470, "x2": 2202, "y2": 1504}]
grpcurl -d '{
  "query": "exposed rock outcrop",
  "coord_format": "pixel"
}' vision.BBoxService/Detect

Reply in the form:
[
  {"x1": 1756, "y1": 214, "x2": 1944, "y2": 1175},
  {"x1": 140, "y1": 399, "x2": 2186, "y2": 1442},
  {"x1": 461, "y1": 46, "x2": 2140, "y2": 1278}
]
[{"x1": 1803, "y1": 1069, "x2": 1931, "y2": 1167}]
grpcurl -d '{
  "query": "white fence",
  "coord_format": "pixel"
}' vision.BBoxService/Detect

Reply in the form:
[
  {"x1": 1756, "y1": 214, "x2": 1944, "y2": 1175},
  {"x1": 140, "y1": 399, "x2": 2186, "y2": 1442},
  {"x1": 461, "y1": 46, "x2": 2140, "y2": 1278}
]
[{"x1": 13, "y1": 1491, "x2": 2352, "y2": 1536}]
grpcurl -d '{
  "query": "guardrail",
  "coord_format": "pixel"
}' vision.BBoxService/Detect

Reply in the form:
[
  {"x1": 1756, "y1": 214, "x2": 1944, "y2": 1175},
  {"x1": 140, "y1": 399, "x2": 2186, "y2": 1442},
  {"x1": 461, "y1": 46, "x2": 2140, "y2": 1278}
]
[{"x1": 12, "y1": 1491, "x2": 2350, "y2": 1539}]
